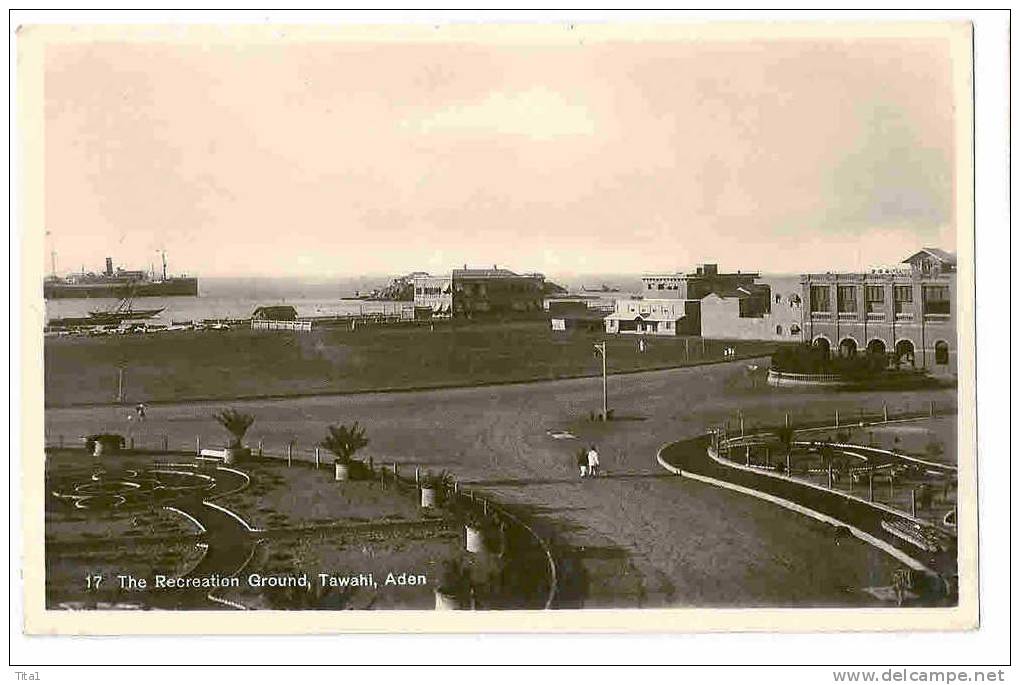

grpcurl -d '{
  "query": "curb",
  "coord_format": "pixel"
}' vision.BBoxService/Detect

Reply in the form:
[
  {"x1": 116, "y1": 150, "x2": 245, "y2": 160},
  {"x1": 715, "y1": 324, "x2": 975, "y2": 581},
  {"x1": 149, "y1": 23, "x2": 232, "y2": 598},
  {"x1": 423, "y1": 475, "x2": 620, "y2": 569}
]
[{"x1": 655, "y1": 442, "x2": 936, "y2": 575}]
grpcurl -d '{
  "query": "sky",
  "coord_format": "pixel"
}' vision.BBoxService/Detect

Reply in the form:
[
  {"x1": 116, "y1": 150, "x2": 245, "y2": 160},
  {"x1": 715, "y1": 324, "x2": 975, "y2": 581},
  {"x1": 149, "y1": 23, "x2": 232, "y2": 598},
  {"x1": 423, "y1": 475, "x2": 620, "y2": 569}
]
[{"x1": 43, "y1": 32, "x2": 959, "y2": 278}]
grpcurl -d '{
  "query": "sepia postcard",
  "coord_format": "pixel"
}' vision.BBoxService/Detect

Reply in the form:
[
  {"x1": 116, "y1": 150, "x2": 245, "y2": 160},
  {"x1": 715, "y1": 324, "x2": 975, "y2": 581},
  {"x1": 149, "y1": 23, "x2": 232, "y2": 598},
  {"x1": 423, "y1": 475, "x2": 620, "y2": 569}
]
[{"x1": 17, "y1": 20, "x2": 978, "y2": 635}]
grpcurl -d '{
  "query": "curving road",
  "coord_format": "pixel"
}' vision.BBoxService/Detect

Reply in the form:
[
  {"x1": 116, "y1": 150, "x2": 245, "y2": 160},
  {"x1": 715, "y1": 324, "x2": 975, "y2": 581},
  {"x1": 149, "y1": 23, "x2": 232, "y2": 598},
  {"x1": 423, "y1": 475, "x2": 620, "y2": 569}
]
[{"x1": 45, "y1": 359, "x2": 957, "y2": 607}]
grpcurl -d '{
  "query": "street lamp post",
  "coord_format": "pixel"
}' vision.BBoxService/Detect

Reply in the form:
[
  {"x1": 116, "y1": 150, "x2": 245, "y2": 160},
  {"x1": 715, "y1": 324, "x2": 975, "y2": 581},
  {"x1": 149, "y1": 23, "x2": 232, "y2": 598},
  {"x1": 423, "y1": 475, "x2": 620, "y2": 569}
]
[{"x1": 593, "y1": 342, "x2": 608, "y2": 420}]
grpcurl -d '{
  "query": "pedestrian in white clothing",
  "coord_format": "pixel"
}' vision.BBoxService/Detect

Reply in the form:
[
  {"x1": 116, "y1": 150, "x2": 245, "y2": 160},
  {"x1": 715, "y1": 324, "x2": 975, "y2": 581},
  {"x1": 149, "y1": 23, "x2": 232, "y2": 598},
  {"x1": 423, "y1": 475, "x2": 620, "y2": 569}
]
[{"x1": 587, "y1": 445, "x2": 600, "y2": 478}]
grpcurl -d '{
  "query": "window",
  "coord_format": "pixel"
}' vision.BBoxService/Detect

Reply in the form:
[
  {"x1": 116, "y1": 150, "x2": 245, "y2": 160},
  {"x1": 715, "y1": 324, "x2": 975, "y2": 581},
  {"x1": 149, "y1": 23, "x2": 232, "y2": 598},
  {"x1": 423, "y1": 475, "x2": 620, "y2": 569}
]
[
  {"x1": 775, "y1": 294, "x2": 781, "y2": 304},
  {"x1": 810, "y1": 285, "x2": 831, "y2": 312},
  {"x1": 934, "y1": 341, "x2": 949, "y2": 365},
  {"x1": 923, "y1": 286, "x2": 951, "y2": 315},
  {"x1": 776, "y1": 325, "x2": 783, "y2": 335},
  {"x1": 865, "y1": 285, "x2": 885, "y2": 313},
  {"x1": 837, "y1": 286, "x2": 857, "y2": 313},
  {"x1": 894, "y1": 285, "x2": 914, "y2": 315}
]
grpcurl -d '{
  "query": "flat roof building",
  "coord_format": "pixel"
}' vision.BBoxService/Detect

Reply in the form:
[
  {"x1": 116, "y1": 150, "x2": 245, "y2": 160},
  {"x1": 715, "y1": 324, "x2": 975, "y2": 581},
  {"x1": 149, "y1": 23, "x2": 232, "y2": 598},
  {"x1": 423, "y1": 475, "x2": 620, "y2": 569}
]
[{"x1": 800, "y1": 248, "x2": 956, "y2": 375}]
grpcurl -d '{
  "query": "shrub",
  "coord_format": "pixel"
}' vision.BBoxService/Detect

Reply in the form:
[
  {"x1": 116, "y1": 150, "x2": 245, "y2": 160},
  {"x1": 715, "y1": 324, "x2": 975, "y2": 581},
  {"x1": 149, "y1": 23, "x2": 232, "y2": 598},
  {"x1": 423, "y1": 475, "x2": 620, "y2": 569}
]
[
  {"x1": 320, "y1": 422, "x2": 369, "y2": 465},
  {"x1": 771, "y1": 344, "x2": 889, "y2": 378},
  {"x1": 213, "y1": 409, "x2": 255, "y2": 448}
]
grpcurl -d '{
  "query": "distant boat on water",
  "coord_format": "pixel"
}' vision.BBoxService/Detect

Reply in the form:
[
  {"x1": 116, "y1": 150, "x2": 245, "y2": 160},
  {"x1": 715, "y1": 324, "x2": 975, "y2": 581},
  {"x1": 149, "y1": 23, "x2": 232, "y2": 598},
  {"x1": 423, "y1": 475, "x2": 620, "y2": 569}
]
[{"x1": 44, "y1": 252, "x2": 199, "y2": 300}]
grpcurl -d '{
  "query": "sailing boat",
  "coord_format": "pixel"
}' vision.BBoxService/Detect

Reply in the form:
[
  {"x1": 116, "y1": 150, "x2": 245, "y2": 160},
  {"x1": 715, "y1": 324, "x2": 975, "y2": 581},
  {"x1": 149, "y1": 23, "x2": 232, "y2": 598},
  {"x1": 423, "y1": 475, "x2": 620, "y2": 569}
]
[
  {"x1": 87, "y1": 299, "x2": 164, "y2": 323},
  {"x1": 87, "y1": 293, "x2": 164, "y2": 324}
]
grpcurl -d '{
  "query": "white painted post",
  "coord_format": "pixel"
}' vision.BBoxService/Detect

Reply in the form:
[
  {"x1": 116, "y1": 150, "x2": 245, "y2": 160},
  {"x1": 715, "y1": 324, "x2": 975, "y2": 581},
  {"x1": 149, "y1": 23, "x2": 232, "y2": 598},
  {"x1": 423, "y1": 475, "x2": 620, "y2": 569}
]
[
  {"x1": 883, "y1": 403, "x2": 888, "y2": 422},
  {"x1": 415, "y1": 466, "x2": 420, "y2": 486},
  {"x1": 834, "y1": 409, "x2": 839, "y2": 428},
  {"x1": 196, "y1": 436, "x2": 201, "y2": 456},
  {"x1": 258, "y1": 439, "x2": 263, "y2": 458},
  {"x1": 911, "y1": 489, "x2": 917, "y2": 518},
  {"x1": 315, "y1": 447, "x2": 320, "y2": 469},
  {"x1": 739, "y1": 412, "x2": 744, "y2": 437},
  {"x1": 287, "y1": 443, "x2": 292, "y2": 467},
  {"x1": 785, "y1": 412, "x2": 790, "y2": 429}
]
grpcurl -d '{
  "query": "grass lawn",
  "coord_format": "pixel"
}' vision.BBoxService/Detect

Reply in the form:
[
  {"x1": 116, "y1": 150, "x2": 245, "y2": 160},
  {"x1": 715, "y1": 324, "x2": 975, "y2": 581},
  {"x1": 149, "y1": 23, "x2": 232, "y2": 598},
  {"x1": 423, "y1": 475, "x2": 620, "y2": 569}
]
[
  {"x1": 222, "y1": 528, "x2": 507, "y2": 610},
  {"x1": 214, "y1": 460, "x2": 436, "y2": 530},
  {"x1": 44, "y1": 320, "x2": 779, "y2": 406},
  {"x1": 45, "y1": 541, "x2": 207, "y2": 609}
]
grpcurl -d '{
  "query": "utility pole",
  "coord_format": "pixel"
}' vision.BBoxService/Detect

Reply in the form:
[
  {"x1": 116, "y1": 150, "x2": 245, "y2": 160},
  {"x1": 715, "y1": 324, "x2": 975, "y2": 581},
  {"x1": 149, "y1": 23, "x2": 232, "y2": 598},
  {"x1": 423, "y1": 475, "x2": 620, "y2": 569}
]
[{"x1": 593, "y1": 342, "x2": 608, "y2": 420}]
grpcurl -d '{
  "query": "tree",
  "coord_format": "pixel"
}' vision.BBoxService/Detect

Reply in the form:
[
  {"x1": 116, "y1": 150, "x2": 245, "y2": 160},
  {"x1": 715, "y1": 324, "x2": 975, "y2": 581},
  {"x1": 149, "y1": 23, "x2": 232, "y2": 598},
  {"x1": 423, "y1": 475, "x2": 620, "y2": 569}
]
[
  {"x1": 213, "y1": 409, "x2": 255, "y2": 448},
  {"x1": 320, "y1": 421, "x2": 369, "y2": 464}
]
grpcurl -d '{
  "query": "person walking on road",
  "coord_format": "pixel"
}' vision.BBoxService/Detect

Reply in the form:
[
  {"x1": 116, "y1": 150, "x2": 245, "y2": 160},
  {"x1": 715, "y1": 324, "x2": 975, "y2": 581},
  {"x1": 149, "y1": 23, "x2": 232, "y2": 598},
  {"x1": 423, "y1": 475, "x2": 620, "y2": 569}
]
[
  {"x1": 576, "y1": 449, "x2": 588, "y2": 478},
  {"x1": 135, "y1": 402, "x2": 147, "y2": 421},
  {"x1": 587, "y1": 444, "x2": 601, "y2": 478}
]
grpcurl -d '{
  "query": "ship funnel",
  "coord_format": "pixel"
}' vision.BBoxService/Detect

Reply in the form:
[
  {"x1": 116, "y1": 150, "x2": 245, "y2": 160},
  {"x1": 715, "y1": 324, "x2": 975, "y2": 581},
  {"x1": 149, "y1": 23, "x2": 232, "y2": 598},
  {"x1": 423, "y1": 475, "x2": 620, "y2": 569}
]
[{"x1": 105, "y1": 257, "x2": 113, "y2": 276}]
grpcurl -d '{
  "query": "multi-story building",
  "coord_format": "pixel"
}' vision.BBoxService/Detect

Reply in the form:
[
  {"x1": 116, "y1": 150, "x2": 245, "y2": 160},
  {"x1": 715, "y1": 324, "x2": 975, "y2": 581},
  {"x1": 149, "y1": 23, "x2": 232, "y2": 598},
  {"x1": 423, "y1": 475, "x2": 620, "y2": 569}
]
[
  {"x1": 605, "y1": 263, "x2": 760, "y2": 336},
  {"x1": 604, "y1": 298, "x2": 700, "y2": 336},
  {"x1": 450, "y1": 267, "x2": 545, "y2": 316},
  {"x1": 800, "y1": 248, "x2": 956, "y2": 375},
  {"x1": 412, "y1": 266, "x2": 546, "y2": 317},
  {"x1": 640, "y1": 263, "x2": 761, "y2": 299},
  {"x1": 699, "y1": 278, "x2": 804, "y2": 341}
]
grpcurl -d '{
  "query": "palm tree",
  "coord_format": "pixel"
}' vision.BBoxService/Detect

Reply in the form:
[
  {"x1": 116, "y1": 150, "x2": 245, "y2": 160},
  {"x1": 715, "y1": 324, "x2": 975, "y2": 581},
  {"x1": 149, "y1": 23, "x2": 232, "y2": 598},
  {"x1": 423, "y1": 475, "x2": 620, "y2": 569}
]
[
  {"x1": 213, "y1": 409, "x2": 255, "y2": 448},
  {"x1": 774, "y1": 423, "x2": 795, "y2": 475},
  {"x1": 320, "y1": 421, "x2": 369, "y2": 465}
]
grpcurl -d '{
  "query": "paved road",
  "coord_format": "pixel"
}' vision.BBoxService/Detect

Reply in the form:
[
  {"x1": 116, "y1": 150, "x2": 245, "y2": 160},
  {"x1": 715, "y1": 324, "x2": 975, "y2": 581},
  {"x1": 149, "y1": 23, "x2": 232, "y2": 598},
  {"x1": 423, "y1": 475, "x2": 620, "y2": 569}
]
[{"x1": 45, "y1": 360, "x2": 957, "y2": 607}]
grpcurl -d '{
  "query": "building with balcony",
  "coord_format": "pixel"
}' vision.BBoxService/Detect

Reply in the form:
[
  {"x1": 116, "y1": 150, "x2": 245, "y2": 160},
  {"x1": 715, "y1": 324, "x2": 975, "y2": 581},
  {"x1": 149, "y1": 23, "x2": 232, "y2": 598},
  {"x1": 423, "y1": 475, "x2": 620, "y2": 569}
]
[
  {"x1": 604, "y1": 297, "x2": 700, "y2": 336},
  {"x1": 412, "y1": 274, "x2": 453, "y2": 317},
  {"x1": 800, "y1": 248, "x2": 956, "y2": 375}
]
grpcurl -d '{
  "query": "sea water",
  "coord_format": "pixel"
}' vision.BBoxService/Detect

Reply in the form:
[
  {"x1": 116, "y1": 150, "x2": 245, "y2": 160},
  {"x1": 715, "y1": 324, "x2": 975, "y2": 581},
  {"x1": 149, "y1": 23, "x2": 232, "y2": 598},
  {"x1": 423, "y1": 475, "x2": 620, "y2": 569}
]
[{"x1": 43, "y1": 276, "x2": 401, "y2": 324}]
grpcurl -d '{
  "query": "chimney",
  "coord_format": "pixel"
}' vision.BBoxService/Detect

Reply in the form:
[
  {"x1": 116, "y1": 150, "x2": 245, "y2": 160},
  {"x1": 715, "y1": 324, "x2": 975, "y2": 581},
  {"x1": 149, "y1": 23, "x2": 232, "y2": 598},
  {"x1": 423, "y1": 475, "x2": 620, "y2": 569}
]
[{"x1": 105, "y1": 257, "x2": 113, "y2": 276}]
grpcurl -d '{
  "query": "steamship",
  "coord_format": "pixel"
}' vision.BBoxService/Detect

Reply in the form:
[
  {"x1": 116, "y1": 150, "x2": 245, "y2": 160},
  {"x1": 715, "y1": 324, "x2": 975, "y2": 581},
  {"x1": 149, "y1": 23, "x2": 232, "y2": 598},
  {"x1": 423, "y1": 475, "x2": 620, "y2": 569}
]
[{"x1": 43, "y1": 254, "x2": 199, "y2": 300}]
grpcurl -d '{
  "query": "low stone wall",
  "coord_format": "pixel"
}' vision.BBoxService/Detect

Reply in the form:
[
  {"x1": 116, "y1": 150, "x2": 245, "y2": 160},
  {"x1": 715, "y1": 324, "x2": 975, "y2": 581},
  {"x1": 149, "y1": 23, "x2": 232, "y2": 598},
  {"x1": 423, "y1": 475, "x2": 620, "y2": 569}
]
[{"x1": 767, "y1": 368, "x2": 854, "y2": 388}]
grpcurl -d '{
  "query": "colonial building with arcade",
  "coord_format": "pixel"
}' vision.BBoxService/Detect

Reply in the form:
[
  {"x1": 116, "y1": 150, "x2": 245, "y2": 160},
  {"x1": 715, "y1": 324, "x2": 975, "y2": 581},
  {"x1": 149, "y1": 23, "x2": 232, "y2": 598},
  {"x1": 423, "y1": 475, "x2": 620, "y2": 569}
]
[{"x1": 800, "y1": 248, "x2": 956, "y2": 376}]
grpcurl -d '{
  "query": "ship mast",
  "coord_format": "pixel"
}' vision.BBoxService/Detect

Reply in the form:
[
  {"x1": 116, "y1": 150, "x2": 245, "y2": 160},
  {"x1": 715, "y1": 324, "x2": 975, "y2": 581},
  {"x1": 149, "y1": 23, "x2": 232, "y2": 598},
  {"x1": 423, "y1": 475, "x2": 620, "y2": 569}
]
[{"x1": 161, "y1": 250, "x2": 167, "y2": 281}]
